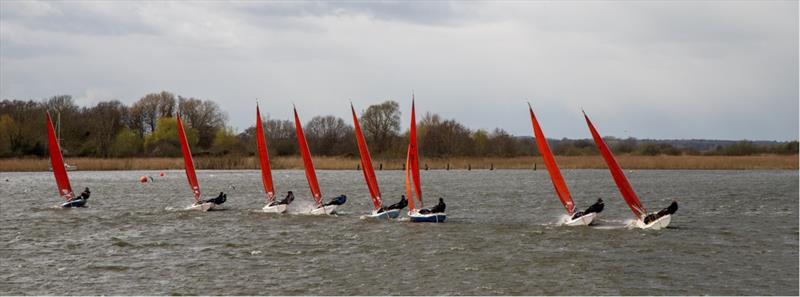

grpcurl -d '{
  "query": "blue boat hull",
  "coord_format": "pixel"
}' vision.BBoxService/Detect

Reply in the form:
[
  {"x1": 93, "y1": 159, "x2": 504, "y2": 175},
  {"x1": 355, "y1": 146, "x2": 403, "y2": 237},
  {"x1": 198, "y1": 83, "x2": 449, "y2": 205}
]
[
  {"x1": 60, "y1": 198, "x2": 86, "y2": 208},
  {"x1": 409, "y1": 213, "x2": 446, "y2": 223}
]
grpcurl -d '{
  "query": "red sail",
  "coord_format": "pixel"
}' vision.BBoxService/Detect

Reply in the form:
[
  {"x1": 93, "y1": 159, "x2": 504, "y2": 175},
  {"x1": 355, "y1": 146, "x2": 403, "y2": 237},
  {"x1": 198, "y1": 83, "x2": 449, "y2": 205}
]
[
  {"x1": 177, "y1": 114, "x2": 201, "y2": 202},
  {"x1": 293, "y1": 107, "x2": 322, "y2": 206},
  {"x1": 405, "y1": 147, "x2": 415, "y2": 211},
  {"x1": 46, "y1": 113, "x2": 73, "y2": 200},
  {"x1": 256, "y1": 104, "x2": 276, "y2": 203},
  {"x1": 583, "y1": 112, "x2": 647, "y2": 218},
  {"x1": 528, "y1": 105, "x2": 575, "y2": 215},
  {"x1": 407, "y1": 98, "x2": 423, "y2": 210},
  {"x1": 351, "y1": 104, "x2": 382, "y2": 210}
]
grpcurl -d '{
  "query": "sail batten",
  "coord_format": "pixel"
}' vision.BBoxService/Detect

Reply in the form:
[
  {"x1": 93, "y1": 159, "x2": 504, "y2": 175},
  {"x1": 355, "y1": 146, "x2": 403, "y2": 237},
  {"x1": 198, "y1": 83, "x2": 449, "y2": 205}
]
[
  {"x1": 583, "y1": 112, "x2": 647, "y2": 218},
  {"x1": 529, "y1": 105, "x2": 575, "y2": 215},
  {"x1": 256, "y1": 105, "x2": 276, "y2": 202},
  {"x1": 46, "y1": 113, "x2": 73, "y2": 200},
  {"x1": 351, "y1": 104, "x2": 382, "y2": 210},
  {"x1": 177, "y1": 114, "x2": 201, "y2": 202},
  {"x1": 294, "y1": 107, "x2": 322, "y2": 206}
]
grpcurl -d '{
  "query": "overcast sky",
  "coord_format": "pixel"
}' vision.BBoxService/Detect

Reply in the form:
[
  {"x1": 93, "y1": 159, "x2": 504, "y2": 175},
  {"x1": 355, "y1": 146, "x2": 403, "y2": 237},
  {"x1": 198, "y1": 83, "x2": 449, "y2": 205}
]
[{"x1": 1, "y1": 1, "x2": 797, "y2": 140}]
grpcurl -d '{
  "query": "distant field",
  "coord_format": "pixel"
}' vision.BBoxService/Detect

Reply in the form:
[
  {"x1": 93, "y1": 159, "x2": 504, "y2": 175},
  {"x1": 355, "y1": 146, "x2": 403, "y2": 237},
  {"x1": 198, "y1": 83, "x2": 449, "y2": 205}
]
[{"x1": 0, "y1": 155, "x2": 797, "y2": 172}]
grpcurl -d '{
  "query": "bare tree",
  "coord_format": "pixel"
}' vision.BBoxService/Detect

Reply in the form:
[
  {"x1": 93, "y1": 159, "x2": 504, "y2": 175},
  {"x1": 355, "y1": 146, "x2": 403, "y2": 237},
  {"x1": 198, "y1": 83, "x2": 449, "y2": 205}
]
[
  {"x1": 84, "y1": 100, "x2": 128, "y2": 157},
  {"x1": 361, "y1": 100, "x2": 400, "y2": 155},
  {"x1": 130, "y1": 91, "x2": 176, "y2": 136},
  {"x1": 178, "y1": 96, "x2": 227, "y2": 149},
  {"x1": 306, "y1": 115, "x2": 355, "y2": 156}
]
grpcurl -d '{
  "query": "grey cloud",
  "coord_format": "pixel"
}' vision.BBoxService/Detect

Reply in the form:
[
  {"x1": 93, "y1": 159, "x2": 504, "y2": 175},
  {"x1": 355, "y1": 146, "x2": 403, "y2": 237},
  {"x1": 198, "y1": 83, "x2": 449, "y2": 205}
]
[{"x1": 1, "y1": 1, "x2": 157, "y2": 36}]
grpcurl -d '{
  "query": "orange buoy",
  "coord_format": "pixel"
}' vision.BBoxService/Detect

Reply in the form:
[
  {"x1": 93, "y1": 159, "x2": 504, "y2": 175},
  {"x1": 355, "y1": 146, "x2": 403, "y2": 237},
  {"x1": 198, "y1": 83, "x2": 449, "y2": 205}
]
[
  {"x1": 160, "y1": 172, "x2": 165, "y2": 177},
  {"x1": 139, "y1": 176, "x2": 149, "y2": 183}
]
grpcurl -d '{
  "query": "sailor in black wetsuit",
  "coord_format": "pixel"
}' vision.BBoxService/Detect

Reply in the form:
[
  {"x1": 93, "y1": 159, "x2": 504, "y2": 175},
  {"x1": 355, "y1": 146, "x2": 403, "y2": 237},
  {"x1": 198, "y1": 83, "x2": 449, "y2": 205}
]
[
  {"x1": 201, "y1": 192, "x2": 227, "y2": 205},
  {"x1": 322, "y1": 195, "x2": 347, "y2": 206},
  {"x1": 268, "y1": 191, "x2": 294, "y2": 206},
  {"x1": 378, "y1": 195, "x2": 408, "y2": 213},
  {"x1": 76, "y1": 187, "x2": 90, "y2": 201},
  {"x1": 571, "y1": 198, "x2": 604, "y2": 220},
  {"x1": 419, "y1": 198, "x2": 446, "y2": 214},
  {"x1": 643, "y1": 200, "x2": 678, "y2": 224}
]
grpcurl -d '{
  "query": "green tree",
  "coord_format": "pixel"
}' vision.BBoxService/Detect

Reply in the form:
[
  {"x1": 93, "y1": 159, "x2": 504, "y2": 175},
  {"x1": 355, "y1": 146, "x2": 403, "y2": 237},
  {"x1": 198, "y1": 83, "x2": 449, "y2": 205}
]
[
  {"x1": 0, "y1": 114, "x2": 16, "y2": 157},
  {"x1": 211, "y1": 127, "x2": 239, "y2": 155},
  {"x1": 472, "y1": 129, "x2": 489, "y2": 156},
  {"x1": 144, "y1": 117, "x2": 198, "y2": 157},
  {"x1": 110, "y1": 128, "x2": 144, "y2": 157}
]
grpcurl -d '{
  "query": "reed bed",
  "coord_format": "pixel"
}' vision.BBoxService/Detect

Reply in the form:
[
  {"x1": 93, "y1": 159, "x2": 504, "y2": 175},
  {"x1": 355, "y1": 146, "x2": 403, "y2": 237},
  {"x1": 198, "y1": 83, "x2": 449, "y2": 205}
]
[{"x1": 0, "y1": 155, "x2": 796, "y2": 172}]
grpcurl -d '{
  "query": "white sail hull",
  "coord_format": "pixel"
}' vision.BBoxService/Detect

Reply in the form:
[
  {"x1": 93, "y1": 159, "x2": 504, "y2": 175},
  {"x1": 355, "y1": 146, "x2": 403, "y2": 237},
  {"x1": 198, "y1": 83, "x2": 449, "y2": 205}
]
[
  {"x1": 309, "y1": 205, "x2": 337, "y2": 215},
  {"x1": 562, "y1": 212, "x2": 597, "y2": 226},
  {"x1": 187, "y1": 202, "x2": 215, "y2": 211},
  {"x1": 261, "y1": 204, "x2": 287, "y2": 213},
  {"x1": 629, "y1": 214, "x2": 672, "y2": 230},
  {"x1": 360, "y1": 209, "x2": 401, "y2": 220}
]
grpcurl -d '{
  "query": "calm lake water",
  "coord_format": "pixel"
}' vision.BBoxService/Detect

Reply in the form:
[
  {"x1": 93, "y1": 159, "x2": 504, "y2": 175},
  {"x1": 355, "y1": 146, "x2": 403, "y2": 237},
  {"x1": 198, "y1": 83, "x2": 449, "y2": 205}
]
[{"x1": 0, "y1": 169, "x2": 797, "y2": 295}]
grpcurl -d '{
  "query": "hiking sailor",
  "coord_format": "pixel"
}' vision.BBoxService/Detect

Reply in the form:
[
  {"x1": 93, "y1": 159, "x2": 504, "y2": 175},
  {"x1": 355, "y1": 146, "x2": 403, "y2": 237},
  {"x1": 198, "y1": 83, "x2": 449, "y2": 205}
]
[
  {"x1": 378, "y1": 195, "x2": 408, "y2": 213},
  {"x1": 419, "y1": 198, "x2": 446, "y2": 214},
  {"x1": 269, "y1": 191, "x2": 295, "y2": 206},
  {"x1": 571, "y1": 198, "x2": 604, "y2": 220},
  {"x1": 322, "y1": 194, "x2": 347, "y2": 207}
]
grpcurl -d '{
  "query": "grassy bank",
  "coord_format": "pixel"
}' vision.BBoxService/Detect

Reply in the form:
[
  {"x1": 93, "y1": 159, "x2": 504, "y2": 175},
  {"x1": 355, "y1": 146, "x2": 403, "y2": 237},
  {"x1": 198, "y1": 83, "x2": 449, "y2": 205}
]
[{"x1": 0, "y1": 155, "x2": 797, "y2": 172}]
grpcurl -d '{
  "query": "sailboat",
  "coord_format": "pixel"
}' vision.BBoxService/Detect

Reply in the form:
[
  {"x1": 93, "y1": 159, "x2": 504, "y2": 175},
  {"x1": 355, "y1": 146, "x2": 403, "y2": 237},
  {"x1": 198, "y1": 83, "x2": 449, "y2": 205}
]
[
  {"x1": 351, "y1": 103, "x2": 400, "y2": 220},
  {"x1": 405, "y1": 99, "x2": 446, "y2": 223},
  {"x1": 255, "y1": 104, "x2": 286, "y2": 213},
  {"x1": 46, "y1": 112, "x2": 86, "y2": 208},
  {"x1": 583, "y1": 111, "x2": 676, "y2": 230},
  {"x1": 528, "y1": 104, "x2": 600, "y2": 226},
  {"x1": 293, "y1": 106, "x2": 343, "y2": 215},
  {"x1": 178, "y1": 114, "x2": 219, "y2": 211}
]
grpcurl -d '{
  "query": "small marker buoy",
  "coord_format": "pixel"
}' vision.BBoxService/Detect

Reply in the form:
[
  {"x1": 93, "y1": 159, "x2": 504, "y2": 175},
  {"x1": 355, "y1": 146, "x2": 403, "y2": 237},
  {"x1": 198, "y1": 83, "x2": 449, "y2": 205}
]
[
  {"x1": 139, "y1": 176, "x2": 149, "y2": 183},
  {"x1": 160, "y1": 172, "x2": 165, "y2": 177}
]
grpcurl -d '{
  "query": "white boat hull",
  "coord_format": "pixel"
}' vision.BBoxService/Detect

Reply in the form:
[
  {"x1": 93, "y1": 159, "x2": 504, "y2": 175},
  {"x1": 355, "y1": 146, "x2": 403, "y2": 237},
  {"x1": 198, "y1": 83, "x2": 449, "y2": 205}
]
[
  {"x1": 309, "y1": 205, "x2": 337, "y2": 215},
  {"x1": 261, "y1": 204, "x2": 287, "y2": 213},
  {"x1": 187, "y1": 202, "x2": 215, "y2": 211},
  {"x1": 563, "y1": 212, "x2": 597, "y2": 226},
  {"x1": 360, "y1": 209, "x2": 401, "y2": 220},
  {"x1": 629, "y1": 214, "x2": 672, "y2": 230}
]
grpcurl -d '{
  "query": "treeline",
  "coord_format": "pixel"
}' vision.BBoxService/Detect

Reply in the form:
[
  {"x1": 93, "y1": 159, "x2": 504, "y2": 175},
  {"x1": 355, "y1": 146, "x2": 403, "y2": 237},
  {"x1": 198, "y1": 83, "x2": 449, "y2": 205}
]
[{"x1": 1, "y1": 92, "x2": 797, "y2": 159}]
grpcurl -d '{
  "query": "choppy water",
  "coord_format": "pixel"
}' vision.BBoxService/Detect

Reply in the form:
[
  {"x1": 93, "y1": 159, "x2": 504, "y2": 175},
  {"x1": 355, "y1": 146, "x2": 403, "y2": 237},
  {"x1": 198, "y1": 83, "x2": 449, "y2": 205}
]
[{"x1": 0, "y1": 169, "x2": 797, "y2": 295}]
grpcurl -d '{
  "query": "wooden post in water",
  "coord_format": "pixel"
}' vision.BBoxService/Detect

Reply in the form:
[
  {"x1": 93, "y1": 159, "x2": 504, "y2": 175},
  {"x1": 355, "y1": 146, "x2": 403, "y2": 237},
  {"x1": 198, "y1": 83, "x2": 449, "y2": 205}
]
[
  {"x1": 402, "y1": 163, "x2": 405, "y2": 170},
  {"x1": 425, "y1": 163, "x2": 429, "y2": 171},
  {"x1": 534, "y1": 163, "x2": 537, "y2": 171},
  {"x1": 379, "y1": 163, "x2": 383, "y2": 171},
  {"x1": 446, "y1": 163, "x2": 450, "y2": 171},
  {"x1": 357, "y1": 164, "x2": 360, "y2": 171},
  {"x1": 468, "y1": 164, "x2": 471, "y2": 171},
  {"x1": 490, "y1": 163, "x2": 494, "y2": 171}
]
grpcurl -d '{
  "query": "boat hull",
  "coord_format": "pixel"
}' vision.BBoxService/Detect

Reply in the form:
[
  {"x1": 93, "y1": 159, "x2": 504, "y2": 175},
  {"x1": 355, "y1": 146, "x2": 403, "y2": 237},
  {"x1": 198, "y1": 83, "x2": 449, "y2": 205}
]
[
  {"x1": 187, "y1": 202, "x2": 215, "y2": 211},
  {"x1": 309, "y1": 205, "x2": 337, "y2": 215},
  {"x1": 60, "y1": 198, "x2": 86, "y2": 208},
  {"x1": 563, "y1": 212, "x2": 597, "y2": 226},
  {"x1": 360, "y1": 209, "x2": 401, "y2": 220},
  {"x1": 629, "y1": 214, "x2": 672, "y2": 230},
  {"x1": 408, "y1": 212, "x2": 446, "y2": 223},
  {"x1": 261, "y1": 204, "x2": 287, "y2": 213}
]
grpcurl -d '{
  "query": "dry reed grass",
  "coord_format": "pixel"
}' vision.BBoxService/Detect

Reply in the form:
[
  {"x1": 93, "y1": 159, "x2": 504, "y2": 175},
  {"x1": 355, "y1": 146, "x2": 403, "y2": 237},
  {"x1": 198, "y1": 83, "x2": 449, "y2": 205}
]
[{"x1": 0, "y1": 154, "x2": 796, "y2": 172}]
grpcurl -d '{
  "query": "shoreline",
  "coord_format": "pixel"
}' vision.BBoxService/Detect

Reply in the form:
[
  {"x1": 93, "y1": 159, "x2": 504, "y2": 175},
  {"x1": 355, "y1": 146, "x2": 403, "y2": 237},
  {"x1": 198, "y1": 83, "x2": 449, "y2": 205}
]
[{"x1": 0, "y1": 155, "x2": 797, "y2": 172}]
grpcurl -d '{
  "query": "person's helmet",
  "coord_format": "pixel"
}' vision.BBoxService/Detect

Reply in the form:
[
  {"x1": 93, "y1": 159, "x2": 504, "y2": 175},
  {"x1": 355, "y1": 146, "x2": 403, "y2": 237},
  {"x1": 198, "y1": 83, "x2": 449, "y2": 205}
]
[{"x1": 85, "y1": 187, "x2": 90, "y2": 192}]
